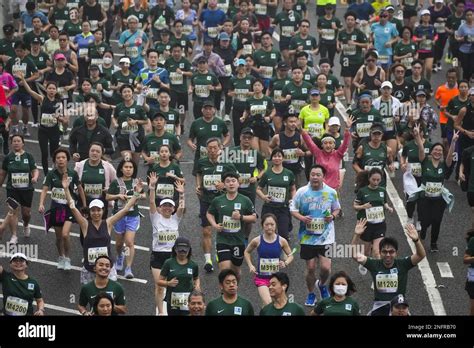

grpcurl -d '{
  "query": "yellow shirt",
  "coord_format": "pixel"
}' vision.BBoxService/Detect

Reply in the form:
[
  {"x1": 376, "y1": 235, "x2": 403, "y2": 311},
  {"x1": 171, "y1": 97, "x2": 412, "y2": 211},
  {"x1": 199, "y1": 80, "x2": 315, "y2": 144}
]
[
  {"x1": 299, "y1": 104, "x2": 330, "y2": 139},
  {"x1": 316, "y1": 0, "x2": 337, "y2": 6},
  {"x1": 372, "y1": 1, "x2": 391, "y2": 15}
]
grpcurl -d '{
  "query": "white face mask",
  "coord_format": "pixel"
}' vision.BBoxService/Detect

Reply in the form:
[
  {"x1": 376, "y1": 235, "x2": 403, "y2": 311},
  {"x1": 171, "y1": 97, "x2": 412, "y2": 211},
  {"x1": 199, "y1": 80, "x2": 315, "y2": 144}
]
[
  {"x1": 333, "y1": 284, "x2": 347, "y2": 296},
  {"x1": 103, "y1": 57, "x2": 113, "y2": 64}
]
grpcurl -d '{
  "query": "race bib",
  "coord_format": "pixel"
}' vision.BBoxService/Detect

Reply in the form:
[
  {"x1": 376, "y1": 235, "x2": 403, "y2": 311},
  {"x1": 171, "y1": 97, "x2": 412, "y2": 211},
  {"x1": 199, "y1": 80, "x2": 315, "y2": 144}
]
[
  {"x1": 260, "y1": 66, "x2": 273, "y2": 79},
  {"x1": 321, "y1": 28, "x2": 336, "y2": 41},
  {"x1": 375, "y1": 273, "x2": 398, "y2": 293},
  {"x1": 200, "y1": 146, "x2": 208, "y2": 158},
  {"x1": 203, "y1": 174, "x2": 221, "y2": 191},
  {"x1": 242, "y1": 44, "x2": 253, "y2": 56},
  {"x1": 283, "y1": 148, "x2": 299, "y2": 164},
  {"x1": 207, "y1": 27, "x2": 218, "y2": 38},
  {"x1": 239, "y1": 173, "x2": 252, "y2": 188},
  {"x1": 401, "y1": 57, "x2": 413, "y2": 69},
  {"x1": 170, "y1": 72, "x2": 183, "y2": 85},
  {"x1": 291, "y1": 99, "x2": 306, "y2": 113},
  {"x1": 146, "y1": 88, "x2": 159, "y2": 99},
  {"x1": 235, "y1": 88, "x2": 248, "y2": 102},
  {"x1": 90, "y1": 20, "x2": 98, "y2": 31},
  {"x1": 156, "y1": 183, "x2": 174, "y2": 198},
  {"x1": 378, "y1": 55, "x2": 389, "y2": 64},
  {"x1": 11, "y1": 172, "x2": 29, "y2": 188},
  {"x1": 78, "y1": 48, "x2": 88, "y2": 57},
  {"x1": 126, "y1": 46, "x2": 139, "y2": 58},
  {"x1": 12, "y1": 64, "x2": 27, "y2": 76},
  {"x1": 307, "y1": 123, "x2": 324, "y2": 138},
  {"x1": 434, "y1": 22, "x2": 446, "y2": 33},
  {"x1": 356, "y1": 122, "x2": 372, "y2": 137},
  {"x1": 273, "y1": 90, "x2": 282, "y2": 103},
  {"x1": 56, "y1": 19, "x2": 66, "y2": 30},
  {"x1": 84, "y1": 183, "x2": 103, "y2": 198},
  {"x1": 5, "y1": 296, "x2": 28, "y2": 316},
  {"x1": 254, "y1": 3, "x2": 267, "y2": 15},
  {"x1": 281, "y1": 26, "x2": 294, "y2": 37},
  {"x1": 425, "y1": 182, "x2": 442, "y2": 197},
  {"x1": 259, "y1": 258, "x2": 279, "y2": 274},
  {"x1": 250, "y1": 104, "x2": 267, "y2": 116},
  {"x1": 383, "y1": 117, "x2": 394, "y2": 131},
  {"x1": 156, "y1": 229, "x2": 178, "y2": 245},
  {"x1": 98, "y1": 0, "x2": 110, "y2": 10},
  {"x1": 366, "y1": 206, "x2": 385, "y2": 224},
  {"x1": 170, "y1": 292, "x2": 190, "y2": 310},
  {"x1": 216, "y1": 1, "x2": 229, "y2": 12},
  {"x1": 405, "y1": 0, "x2": 416, "y2": 5},
  {"x1": 364, "y1": 165, "x2": 383, "y2": 172},
  {"x1": 87, "y1": 246, "x2": 108, "y2": 265},
  {"x1": 410, "y1": 162, "x2": 422, "y2": 177},
  {"x1": 165, "y1": 123, "x2": 175, "y2": 133},
  {"x1": 51, "y1": 187, "x2": 67, "y2": 204},
  {"x1": 224, "y1": 64, "x2": 232, "y2": 76},
  {"x1": 420, "y1": 39, "x2": 433, "y2": 51},
  {"x1": 194, "y1": 85, "x2": 210, "y2": 98},
  {"x1": 268, "y1": 186, "x2": 286, "y2": 203},
  {"x1": 342, "y1": 43, "x2": 356, "y2": 56},
  {"x1": 305, "y1": 218, "x2": 325, "y2": 235},
  {"x1": 222, "y1": 215, "x2": 241, "y2": 233},
  {"x1": 91, "y1": 58, "x2": 104, "y2": 66},
  {"x1": 121, "y1": 122, "x2": 139, "y2": 134},
  {"x1": 183, "y1": 25, "x2": 193, "y2": 35}
]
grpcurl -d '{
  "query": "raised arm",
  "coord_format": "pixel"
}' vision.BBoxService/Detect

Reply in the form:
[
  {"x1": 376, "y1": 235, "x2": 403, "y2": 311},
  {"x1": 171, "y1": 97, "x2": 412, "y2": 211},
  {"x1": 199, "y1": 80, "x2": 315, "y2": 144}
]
[
  {"x1": 107, "y1": 179, "x2": 144, "y2": 228},
  {"x1": 405, "y1": 223, "x2": 426, "y2": 265},
  {"x1": 351, "y1": 219, "x2": 368, "y2": 265},
  {"x1": 148, "y1": 172, "x2": 158, "y2": 214},
  {"x1": 61, "y1": 173, "x2": 88, "y2": 232}
]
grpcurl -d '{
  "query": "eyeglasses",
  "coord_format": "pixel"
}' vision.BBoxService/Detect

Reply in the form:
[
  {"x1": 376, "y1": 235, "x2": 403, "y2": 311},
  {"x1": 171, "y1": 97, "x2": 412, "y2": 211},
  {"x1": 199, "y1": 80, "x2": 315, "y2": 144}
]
[
  {"x1": 59, "y1": 38, "x2": 68, "y2": 41},
  {"x1": 366, "y1": 59, "x2": 375, "y2": 62},
  {"x1": 381, "y1": 249, "x2": 396, "y2": 255}
]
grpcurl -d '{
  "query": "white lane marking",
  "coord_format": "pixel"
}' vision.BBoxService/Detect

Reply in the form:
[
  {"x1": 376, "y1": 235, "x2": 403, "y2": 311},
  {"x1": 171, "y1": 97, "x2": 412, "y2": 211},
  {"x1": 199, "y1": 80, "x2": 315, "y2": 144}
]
[
  {"x1": 437, "y1": 262, "x2": 454, "y2": 278},
  {"x1": 0, "y1": 294, "x2": 80, "y2": 315},
  {"x1": 337, "y1": 96, "x2": 447, "y2": 315},
  {"x1": 0, "y1": 219, "x2": 150, "y2": 252}
]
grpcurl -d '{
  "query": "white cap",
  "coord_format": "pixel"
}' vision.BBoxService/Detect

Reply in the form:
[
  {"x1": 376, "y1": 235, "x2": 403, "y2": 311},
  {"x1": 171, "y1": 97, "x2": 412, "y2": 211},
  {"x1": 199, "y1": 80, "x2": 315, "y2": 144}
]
[
  {"x1": 328, "y1": 117, "x2": 341, "y2": 126},
  {"x1": 159, "y1": 198, "x2": 176, "y2": 207},
  {"x1": 10, "y1": 252, "x2": 28, "y2": 262},
  {"x1": 89, "y1": 199, "x2": 105, "y2": 209},
  {"x1": 420, "y1": 9, "x2": 430, "y2": 16},
  {"x1": 127, "y1": 15, "x2": 139, "y2": 22},
  {"x1": 381, "y1": 81, "x2": 393, "y2": 89},
  {"x1": 434, "y1": 0, "x2": 443, "y2": 3},
  {"x1": 119, "y1": 57, "x2": 131, "y2": 65}
]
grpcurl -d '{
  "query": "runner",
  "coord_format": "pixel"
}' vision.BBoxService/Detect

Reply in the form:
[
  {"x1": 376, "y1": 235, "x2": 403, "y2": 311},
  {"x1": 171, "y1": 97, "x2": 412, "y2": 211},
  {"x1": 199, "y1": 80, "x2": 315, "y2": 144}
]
[
  {"x1": 188, "y1": 290, "x2": 206, "y2": 316},
  {"x1": 92, "y1": 292, "x2": 114, "y2": 316},
  {"x1": 260, "y1": 272, "x2": 305, "y2": 316}
]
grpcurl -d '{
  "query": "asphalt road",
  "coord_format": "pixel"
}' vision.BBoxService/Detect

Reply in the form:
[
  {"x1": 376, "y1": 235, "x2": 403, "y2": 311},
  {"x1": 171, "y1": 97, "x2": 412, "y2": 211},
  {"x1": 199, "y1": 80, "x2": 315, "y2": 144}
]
[{"x1": 0, "y1": 1, "x2": 471, "y2": 316}]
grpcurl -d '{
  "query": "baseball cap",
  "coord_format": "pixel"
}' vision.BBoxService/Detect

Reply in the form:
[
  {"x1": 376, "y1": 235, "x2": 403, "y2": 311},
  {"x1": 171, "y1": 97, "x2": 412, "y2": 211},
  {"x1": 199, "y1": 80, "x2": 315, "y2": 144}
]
[
  {"x1": 277, "y1": 61, "x2": 290, "y2": 70},
  {"x1": 381, "y1": 81, "x2": 393, "y2": 89},
  {"x1": 119, "y1": 57, "x2": 131, "y2": 65},
  {"x1": 328, "y1": 117, "x2": 341, "y2": 126},
  {"x1": 174, "y1": 236, "x2": 191, "y2": 252},
  {"x1": 152, "y1": 112, "x2": 167, "y2": 120},
  {"x1": 203, "y1": 38, "x2": 214, "y2": 45},
  {"x1": 385, "y1": 5, "x2": 395, "y2": 11},
  {"x1": 415, "y1": 89, "x2": 427, "y2": 97},
  {"x1": 218, "y1": 32, "x2": 230, "y2": 41},
  {"x1": 420, "y1": 9, "x2": 430, "y2": 16},
  {"x1": 434, "y1": 0, "x2": 444, "y2": 3},
  {"x1": 469, "y1": 87, "x2": 474, "y2": 95},
  {"x1": 3, "y1": 24, "x2": 14, "y2": 33},
  {"x1": 159, "y1": 198, "x2": 176, "y2": 206},
  {"x1": 10, "y1": 252, "x2": 28, "y2": 262},
  {"x1": 31, "y1": 37, "x2": 41, "y2": 45},
  {"x1": 89, "y1": 64, "x2": 100, "y2": 70},
  {"x1": 160, "y1": 28, "x2": 171, "y2": 35},
  {"x1": 370, "y1": 123, "x2": 385, "y2": 134},
  {"x1": 391, "y1": 294, "x2": 409, "y2": 307},
  {"x1": 241, "y1": 127, "x2": 254, "y2": 136},
  {"x1": 310, "y1": 89, "x2": 320, "y2": 96},
  {"x1": 202, "y1": 100, "x2": 215, "y2": 107},
  {"x1": 196, "y1": 56, "x2": 208, "y2": 64},
  {"x1": 54, "y1": 53, "x2": 66, "y2": 60},
  {"x1": 235, "y1": 58, "x2": 246, "y2": 66},
  {"x1": 89, "y1": 199, "x2": 105, "y2": 209}
]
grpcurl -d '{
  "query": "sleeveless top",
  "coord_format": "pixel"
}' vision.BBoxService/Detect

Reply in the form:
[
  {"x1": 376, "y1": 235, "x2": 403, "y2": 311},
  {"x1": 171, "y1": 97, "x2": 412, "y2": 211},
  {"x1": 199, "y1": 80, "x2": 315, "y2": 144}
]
[
  {"x1": 279, "y1": 131, "x2": 303, "y2": 173},
  {"x1": 257, "y1": 235, "x2": 281, "y2": 278},
  {"x1": 83, "y1": 220, "x2": 112, "y2": 272}
]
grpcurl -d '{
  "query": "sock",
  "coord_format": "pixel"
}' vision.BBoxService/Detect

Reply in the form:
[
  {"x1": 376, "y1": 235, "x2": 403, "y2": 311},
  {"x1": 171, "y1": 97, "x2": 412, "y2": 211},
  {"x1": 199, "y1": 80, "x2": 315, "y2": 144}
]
[{"x1": 204, "y1": 253, "x2": 211, "y2": 264}]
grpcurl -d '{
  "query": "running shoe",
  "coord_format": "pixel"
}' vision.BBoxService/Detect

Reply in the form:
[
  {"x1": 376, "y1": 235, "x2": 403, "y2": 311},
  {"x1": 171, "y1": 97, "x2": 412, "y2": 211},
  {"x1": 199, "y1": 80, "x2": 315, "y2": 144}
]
[
  {"x1": 416, "y1": 221, "x2": 422, "y2": 231},
  {"x1": 115, "y1": 253, "x2": 124, "y2": 271},
  {"x1": 318, "y1": 281, "x2": 330, "y2": 299},
  {"x1": 430, "y1": 244, "x2": 439, "y2": 252},
  {"x1": 358, "y1": 264, "x2": 368, "y2": 276},
  {"x1": 304, "y1": 292, "x2": 316, "y2": 307},
  {"x1": 57, "y1": 256, "x2": 65, "y2": 270},
  {"x1": 9, "y1": 234, "x2": 18, "y2": 244},
  {"x1": 64, "y1": 257, "x2": 71, "y2": 270},
  {"x1": 22, "y1": 127, "x2": 31, "y2": 137},
  {"x1": 223, "y1": 114, "x2": 231, "y2": 124},
  {"x1": 124, "y1": 267, "x2": 134, "y2": 279},
  {"x1": 23, "y1": 225, "x2": 30, "y2": 238},
  {"x1": 204, "y1": 262, "x2": 214, "y2": 273}
]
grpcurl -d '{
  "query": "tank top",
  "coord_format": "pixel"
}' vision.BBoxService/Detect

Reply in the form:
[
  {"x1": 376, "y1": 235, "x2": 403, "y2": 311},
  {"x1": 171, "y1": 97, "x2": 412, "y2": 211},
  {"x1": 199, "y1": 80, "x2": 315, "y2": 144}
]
[
  {"x1": 361, "y1": 66, "x2": 382, "y2": 97},
  {"x1": 361, "y1": 141, "x2": 388, "y2": 171},
  {"x1": 39, "y1": 97, "x2": 61, "y2": 129},
  {"x1": 279, "y1": 131, "x2": 303, "y2": 173},
  {"x1": 83, "y1": 220, "x2": 112, "y2": 272},
  {"x1": 257, "y1": 235, "x2": 281, "y2": 278}
]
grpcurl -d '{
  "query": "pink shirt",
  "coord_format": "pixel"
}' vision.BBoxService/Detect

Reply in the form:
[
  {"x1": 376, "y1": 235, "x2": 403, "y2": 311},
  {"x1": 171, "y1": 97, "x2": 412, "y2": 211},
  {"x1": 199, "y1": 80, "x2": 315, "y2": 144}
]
[
  {"x1": 302, "y1": 130, "x2": 350, "y2": 189},
  {"x1": 0, "y1": 72, "x2": 18, "y2": 106}
]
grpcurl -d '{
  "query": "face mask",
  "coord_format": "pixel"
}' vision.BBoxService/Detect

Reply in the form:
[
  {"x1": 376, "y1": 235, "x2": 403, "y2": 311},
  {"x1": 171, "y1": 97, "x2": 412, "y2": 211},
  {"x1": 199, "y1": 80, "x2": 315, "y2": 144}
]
[
  {"x1": 103, "y1": 57, "x2": 113, "y2": 64},
  {"x1": 333, "y1": 284, "x2": 347, "y2": 296}
]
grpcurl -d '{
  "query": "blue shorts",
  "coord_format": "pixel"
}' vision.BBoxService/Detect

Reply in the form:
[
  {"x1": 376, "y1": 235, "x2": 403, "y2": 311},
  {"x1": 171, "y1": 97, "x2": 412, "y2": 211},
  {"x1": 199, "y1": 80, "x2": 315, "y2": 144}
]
[
  {"x1": 376, "y1": 56, "x2": 393, "y2": 71},
  {"x1": 114, "y1": 215, "x2": 140, "y2": 234},
  {"x1": 11, "y1": 92, "x2": 32, "y2": 107}
]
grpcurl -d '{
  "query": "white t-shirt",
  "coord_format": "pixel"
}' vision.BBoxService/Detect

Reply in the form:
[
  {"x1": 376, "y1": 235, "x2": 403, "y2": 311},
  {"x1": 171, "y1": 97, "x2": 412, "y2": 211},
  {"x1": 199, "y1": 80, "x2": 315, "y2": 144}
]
[{"x1": 150, "y1": 211, "x2": 181, "y2": 252}]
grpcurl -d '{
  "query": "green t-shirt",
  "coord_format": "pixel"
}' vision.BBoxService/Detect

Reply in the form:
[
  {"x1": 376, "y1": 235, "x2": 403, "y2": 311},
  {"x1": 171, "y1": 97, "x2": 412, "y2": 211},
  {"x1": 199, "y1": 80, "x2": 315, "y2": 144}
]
[
  {"x1": 205, "y1": 295, "x2": 254, "y2": 316},
  {"x1": 317, "y1": 16, "x2": 342, "y2": 43},
  {"x1": 23, "y1": 31, "x2": 49, "y2": 50},
  {"x1": 164, "y1": 57, "x2": 192, "y2": 94},
  {"x1": 401, "y1": 139, "x2": 432, "y2": 177},
  {"x1": 63, "y1": 20, "x2": 82, "y2": 39},
  {"x1": 352, "y1": 107, "x2": 383, "y2": 138},
  {"x1": 338, "y1": 28, "x2": 367, "y2": 67},
  {"x1": 78, "y1": 279, "x2": 126, "y2": 312},
  {"x1": 274, "y1": 10, "x2": 301, "y2": 39},
  {"x1": 289, "y1": 34, "x2": 318, "y2": 52},
  {"x1": 360, "y1": 142, "x2": 388, "y2": 173},
  {"x1": 196, "y1": 158, "x2": 237, "y2": 203},
  {"x1": 111, "y1": 70, "x2": 137, "y2": 104},
  {"x1": 0, "y1": 38, "x2": 15, "y2": 59},
  {"x1": 43, "y1": 168, "x2": 80, "y2": 206},
  {"x1": 50, "y1": 6, "x2": 70, "y2": 29},
  {"x1": 147, "y1": 162, "x2": 183, "y2": 201},
  {"x1": 314, "y1": 297, "x2": 360, "y2": 316},
  {"x1": 245, "y1": 95, "x2": 275, "y2": 117},
  {"x1": 393, "y1": 41, "x2": 417, "y2": 70},
  {"x1": 269, "y1": 77, "x2": 291, "y2": 106},
  {"x1": 108, "y1": 178, "x2": 139, "y2": 216},
  {"x1": 91, "y1": 77, "x2": 110, "y2": 96},
  {"x1": 281, "y1": 81, "x2": 312, "y2": 114},
  {"x1": 446, "y1": 96, "x2": 468, "y2": 129},
  {"x1": 5, "y1": 56, "x2": 38, "y2": 93},
  {"x1": 446, "y1": 14, "x2": 465, "y2": 42},
  {"x1": 28, "y1": 51, "x2": 50, "y2": 71},
  {"x1": 191, "y1": 71, "x2": 220, "y2": 104},
  {"x1": 81, "y1": 160, "x2": 106, "y2": 200},
  {"x1": 0, "y1": 271, "x2": 42, "y2": 316},
  {"x1": 124, "y1": 7, "x2": 149, "y2": 29},
  {"x1": 88, "y1": 42, "x2": 111, "y2": 63},
  {"x1": 228, "y1": 146, "x2": 265, "y2": 197},
  {"x1": 161, "y1": 257, "x2": 198, "y2": 313},
  {"x1": 148, "y1": 107, "x2": 180, "y2": 134},
  {"x1": 229, "y1": 75, "x2": 255, "y2": 108},
  {"x1": 365, "y1": 256, "x2": 415, "y2": 301},
  {"x1": 142, "y1": 132, "x2": 182, "y2": 162},
  {"x1": 2, "y1": 151, "x2": 37, "y2": 190},
  {"x1": 260, "y1": 301, "x2": 305, "y2": 316},
  {"x1": 189, "y1": 117, "x2": 229, "y2": 161},
  {"x1": 355, "y1": 185, "x2": 388, "y2": 222},
  {"x1": 208, "y1": 193, "x2": 255, "y2": 245},
  {"x1": 319, "y1": 89, "x2": 336, "y2": 117},
  {"x1": 258, "y1": 167, "x2": 295, "y2": 207},
  {"x1": 326, "y1": 74, "x2": 340, "y2": 92},
  {"x1": 253, "y1": 48, "x2": 282, "y2": 79},
  {"x1": 113, "y1": 101, "x2": 148, "y2": 135},
  {"x1": 421, "y1": 158, "x2": 447, "y2": 195}
]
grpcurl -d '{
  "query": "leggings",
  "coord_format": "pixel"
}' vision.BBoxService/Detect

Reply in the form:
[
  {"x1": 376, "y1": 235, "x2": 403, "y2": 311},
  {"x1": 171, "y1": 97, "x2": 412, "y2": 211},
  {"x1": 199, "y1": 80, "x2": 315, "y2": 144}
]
[
  {"x1": 418, "y1": 197, "x2": 446, "y2": 246},
  {"x1": 319, "y1": 42, "x2": 337, "y2": 67},
  {"x1": 30, "y1": 83, "x2": 40, "y2": 124},
  {"x1": 215, "y1": 76, "x2": 232, "y2": 115},
  {"x1": 405, "y1": 176, "x2": 422, "y2": 218},
  {"x1": 231, "y1": 103, "x2": 246, "y2": 146},
  {"x1": 38, "y1": 127, "x2": 61, "y2": 175},
  {"x1": 261, "y1": 205, "x2": 292, "y2": 241},
  {"x1": 461, "y1": 51, "x2": 474, "y2": 81},
  {"x1": 434, "y1": 33, "x2": 448, "y2": 64}
]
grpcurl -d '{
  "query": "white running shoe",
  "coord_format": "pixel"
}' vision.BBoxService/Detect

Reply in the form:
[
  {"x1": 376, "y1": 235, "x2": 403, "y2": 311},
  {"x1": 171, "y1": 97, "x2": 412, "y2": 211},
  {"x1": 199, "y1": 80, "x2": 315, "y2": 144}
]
[
  {"x1": 9, "y1": 234, "x2": 18, "y2": 244},
  {"x1": 359, "y1": 264, "x2": 368, "y2": 276}
]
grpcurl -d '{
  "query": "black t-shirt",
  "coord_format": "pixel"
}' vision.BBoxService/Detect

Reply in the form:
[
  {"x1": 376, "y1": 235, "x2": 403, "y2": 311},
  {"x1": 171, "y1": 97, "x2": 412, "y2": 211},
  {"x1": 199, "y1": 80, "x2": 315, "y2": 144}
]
[{"x1": 44, "y1": 69, "x2": 75, "y2": 99}]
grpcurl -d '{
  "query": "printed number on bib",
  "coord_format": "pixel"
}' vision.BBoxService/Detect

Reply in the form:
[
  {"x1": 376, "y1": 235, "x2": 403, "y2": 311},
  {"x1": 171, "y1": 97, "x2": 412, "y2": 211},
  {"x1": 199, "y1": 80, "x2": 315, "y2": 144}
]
[
  {"x1": 268, "y1": 186, "x2": 286, "y2": 203},
  {"x1": 11, "y1": 172, "x2": 29, "y2": 188},
  {"x1": 87, "y1": 246, "x2": 108, "y2": 265},
  {"x1": 366, "y1": 206, "x2": 385, "y2": 224},
  {"x1": 222, "y1": 215, "x2": 241, "y2": 233},
  {"x1": 170, "y1": 292, "x2": 190, "y2": 310},
  {"x1": 375, "y1": 273, "x2": 398, "y2": 293},
  {"x1": 203, "y1": 174, "x2": 221, "y2": 191},
  {"x1": 259, "y1": 258, "x2": 279, "y2": 274},
  {"x1": 156, "y1": 183, "x2": 174, "y2": 198},
  {"x1": 306, "y1": 218, "x2": 325, "y2": 235},
  {"x1": 425, "y1": 182, "x2": 442, "y2": 197},
  {"x1": 84, "y1": 183, "x2": 103, "y2": 198},
  {"x1": 5, "y1": 296, "x2": 28, "y2": 316}
]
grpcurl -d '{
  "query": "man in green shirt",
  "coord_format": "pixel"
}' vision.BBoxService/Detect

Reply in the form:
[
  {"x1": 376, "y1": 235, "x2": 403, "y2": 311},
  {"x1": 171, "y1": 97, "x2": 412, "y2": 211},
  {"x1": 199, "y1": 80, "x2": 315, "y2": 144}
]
[
  {"x1": 252, "y1": 31, "x2": 282, "y2": 87},
  {"x1": 78, "y1": 256, "x2": 127, "y2": 315},
  {"x1": 273, "y1": 0, "x2": 301, "y2": 63},
  {"x1": 189, "y1": 56, "x2": 221, "y2": 119},
  {"x1": 289, "y1": 19, "x2": 318, "y2": 67},
  {"x1": 351, "y1": 220, "x2": 426, "y2": 316},
  {"x1": 282, "y1": 66, "x2": 312, "y2": 115},
  {"x1": 207, "y1": 172, "x2": 257, "y2": 276},
  {"x1": 0, "y1": 24, "x2": 16, "y2": 63},
  {"x1": 205, "y1": 269, "x2": 254, "y2": 316},
  {"x1": 260, "y1": 272, "x2": 305, "y2": 316}
]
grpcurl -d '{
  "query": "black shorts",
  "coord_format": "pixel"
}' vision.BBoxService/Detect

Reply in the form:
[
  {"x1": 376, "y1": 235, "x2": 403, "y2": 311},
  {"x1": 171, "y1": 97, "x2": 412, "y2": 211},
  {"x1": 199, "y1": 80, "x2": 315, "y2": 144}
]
[
  {"x1": 341, "y1": 64, "x2": 361, "y2": 79},
  {"x1": 279, "y1": 37, "x2": 291, "y2": 51},
  {"x1": 216, "y1": 243, "x2": 245, "y2": 266},
  {"x1": 300, "y1": 244, "x2": 331, "y2": 260},
  {"x1": 7, "y1": 189, "x2": 34, "y2": 208},
  {"x1": 440, "y1": 124, "x2": 448, "y2": 139},
  {"x1": 360, "y1": 222, "x2": 386, "y2": 242},
  {"x1": 170, "y1": 90, "x2": 189, "y2": 112},
  {"x1": 150, "y1": 251, "x2": 172, "y2": 269},
  {"x1": 466, "y1": 280, "x2": 474, "y2": 299},
  {"x1": 418, "y1": 51, "x2": 434, "y2": 60},
  {"x1": 403, "y1": 8, "x2": 417, "y2": 19},
  {"x1": 247, "y1": 121, "x2": 270, "y2": 141},
  {"x1": 116, "y1": 136, "x2": 143, "y2": 153},
  {"x1": 199, "y1": 200, "x2": 211, "y2": 227},
  {"x1": 467, "y1": 192, "x2": 474, "y2": 207},
  {"x1": 383, "y1": 131, "x2": 397, "y2": 141},
  {"x1": 49, "y1": 205, "x2": 75, "y2": 227}
]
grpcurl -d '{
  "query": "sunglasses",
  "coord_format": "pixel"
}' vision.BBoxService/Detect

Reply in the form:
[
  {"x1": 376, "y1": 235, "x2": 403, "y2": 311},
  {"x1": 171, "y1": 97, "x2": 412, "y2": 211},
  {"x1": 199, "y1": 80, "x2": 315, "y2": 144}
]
[
  {"x1": 380, "y1": 14, "x2": 388, "y2": 18},
  {"x1": 381, "y1": 249, "x2": 396, "y2": 255}
]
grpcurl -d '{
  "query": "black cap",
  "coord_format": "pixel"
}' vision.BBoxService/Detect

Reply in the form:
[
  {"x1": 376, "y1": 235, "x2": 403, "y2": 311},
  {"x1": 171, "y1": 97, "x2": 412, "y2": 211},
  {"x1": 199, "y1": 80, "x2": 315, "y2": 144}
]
[
  {"x1": 203, "y1": 38, "x2": 214, "y2": 45},
  {"x1": 89, "y1": 64, "x2": 100, "y2": 70},
  {"x1": 415, "y1": 89, "x2": 427, "y2": 97},
  {"x1": 241, "y1": 127, "x2": 254, "y2": 135},
  {"x1": 160, "y1": 28, "x2": 171, "y2": 35},
  {"x1": 152, "y1": 111, "x2": 167, "y2": 120},
  {"x1": 202, "y1": 100, "x2": 215, "y2": 108},
  {"x1": 31, "y1": 37, "x2": 41, "y2": 45},
  {"x1": 3, "y1": 24, "x2": 14, "y2": 33},
  {"x1": 391, "y1": 294, "x2": 409, "y2": 307},
  {"x1": 370, "y1": 122, "x2": 385, "y2": 134},
  {"x1": 277, "y1": 61, "x2": 290, "y2": 70},
  {"x1": 325, "y1": 3, "x2": 335, "y2": 9},
  {"x1": 196, "y1": 56, "x2": 208, "y2": 64},
  {"x1": 174, "y1": 236, "x2": 191, "y2": 252}
]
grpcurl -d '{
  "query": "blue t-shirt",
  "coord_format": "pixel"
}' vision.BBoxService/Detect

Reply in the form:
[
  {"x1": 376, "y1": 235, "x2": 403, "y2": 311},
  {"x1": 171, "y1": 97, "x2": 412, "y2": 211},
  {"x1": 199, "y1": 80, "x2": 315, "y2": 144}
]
[
  {"x1": 347, "y1": 3, "x2": 375, "y2": 21},
  {"x1": 21, "y1": 11, "x2": 49, "y2": 31},
  {"x1": 371, "y1": 22, "x2": 399, "y2": 57},
  {"x1": 457, "y1": 23, "x2": 474, "y2": 54},
  {"x1": 199, "y1": 9, "x2": 227, "y2": 39},
  {"x1": 119, "y1": 30, "x2": 149, "y2": 64}
]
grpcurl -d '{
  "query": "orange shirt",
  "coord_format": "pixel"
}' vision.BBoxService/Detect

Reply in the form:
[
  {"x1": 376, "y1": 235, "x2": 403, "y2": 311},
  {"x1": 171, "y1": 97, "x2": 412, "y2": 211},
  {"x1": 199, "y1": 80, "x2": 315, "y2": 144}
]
[
  {"x1": 435, "y1": 84, "x2": 459, "y2": 124},
  {"x1": 122, "y1": 0, "x2": 149, "y2": 12}
]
